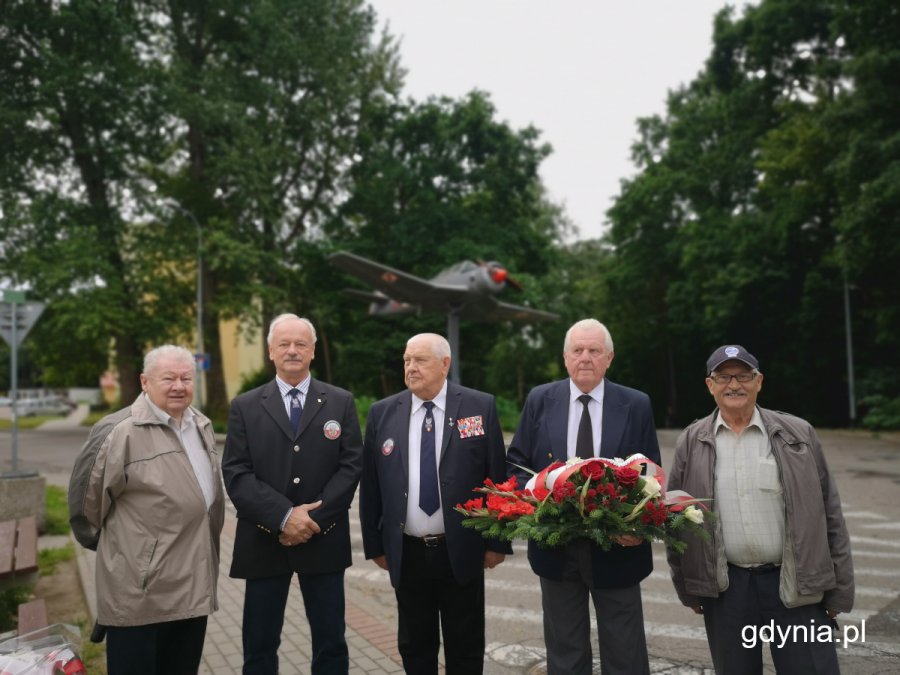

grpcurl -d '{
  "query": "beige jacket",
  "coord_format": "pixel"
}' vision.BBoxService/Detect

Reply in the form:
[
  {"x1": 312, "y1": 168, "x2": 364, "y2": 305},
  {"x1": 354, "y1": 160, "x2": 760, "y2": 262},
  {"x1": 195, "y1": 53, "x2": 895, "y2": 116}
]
[{"x1": 69, "y1": 395, "x2": 225, "y2": 626}]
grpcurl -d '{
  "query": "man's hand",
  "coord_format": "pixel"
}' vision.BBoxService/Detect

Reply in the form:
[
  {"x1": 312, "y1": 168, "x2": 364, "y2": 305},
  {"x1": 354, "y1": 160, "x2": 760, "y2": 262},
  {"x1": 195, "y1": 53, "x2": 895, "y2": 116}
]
[
  {"x1": 278, "y1": 500, "x2": 322, "y2": 546},
  {"x1": 484, "y1": 551, "x2": 506, "y2": 569},
  {"x1": 691, "y1": 604, "x2": 703, "y2": 615},
  {"x1": 371, "y1": 555, "x2": 388, "y2": 570},
  {"x1": 611, "y1": 534, "x2": 643, "y2": 547},
  {"x1": 826, "y1": 608, "x2": 840, "y2": 620}
]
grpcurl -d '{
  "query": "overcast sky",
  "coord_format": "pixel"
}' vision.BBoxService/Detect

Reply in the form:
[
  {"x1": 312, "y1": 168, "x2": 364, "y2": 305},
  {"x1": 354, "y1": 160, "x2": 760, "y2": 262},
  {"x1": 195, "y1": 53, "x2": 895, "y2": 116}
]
[{"x1": 367, "y1": 1, "x2": 750, "y2": 241}]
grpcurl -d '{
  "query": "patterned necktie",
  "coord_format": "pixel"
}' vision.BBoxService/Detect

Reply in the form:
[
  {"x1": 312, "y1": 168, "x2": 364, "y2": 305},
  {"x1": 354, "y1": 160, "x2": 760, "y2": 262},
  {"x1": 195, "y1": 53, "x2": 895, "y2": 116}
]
[
  {"x1": 576, "y1": 394, "x2": 594, "y2": 459},
  {"x1": 419, "y1": 401, "x2": 440, "y2": 516},
  {"x1": 288, "y1": 388, "x2": 303, "y2": 435}
]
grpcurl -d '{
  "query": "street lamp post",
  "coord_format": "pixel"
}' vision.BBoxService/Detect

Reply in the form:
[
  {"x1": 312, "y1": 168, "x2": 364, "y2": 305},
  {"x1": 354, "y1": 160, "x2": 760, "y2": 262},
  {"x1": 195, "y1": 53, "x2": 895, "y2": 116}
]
[
  {"x1": 169, "y1": 202, "x2": 204, "y2": 411},
  {"x1": 843, "y1": 271, "x2": 856, "y2": 425},
  {"x1": 195, "y1": 221, "x2": 204, "y2": 411}
]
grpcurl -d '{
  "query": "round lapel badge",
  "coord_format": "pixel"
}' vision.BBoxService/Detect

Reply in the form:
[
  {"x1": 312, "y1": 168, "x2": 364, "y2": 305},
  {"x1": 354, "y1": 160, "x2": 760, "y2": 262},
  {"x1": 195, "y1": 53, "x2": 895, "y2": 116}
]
[
  {"x1": 323, "y1": 420, "x2": 342, "y2": 440},
  {"x1": 382, "y1": 438, "x2": 394, "y2": 456}
]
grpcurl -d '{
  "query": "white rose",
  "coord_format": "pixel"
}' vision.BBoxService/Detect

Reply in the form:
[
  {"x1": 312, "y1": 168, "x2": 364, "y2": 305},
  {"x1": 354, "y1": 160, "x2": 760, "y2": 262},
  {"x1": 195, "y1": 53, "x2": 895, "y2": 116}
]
[
  {"x1": 683, "y1": 505, "x2": 704, "y2": 525},
  {"x1": 640, "y1": 476, "x2": 661, "y2": 498}
]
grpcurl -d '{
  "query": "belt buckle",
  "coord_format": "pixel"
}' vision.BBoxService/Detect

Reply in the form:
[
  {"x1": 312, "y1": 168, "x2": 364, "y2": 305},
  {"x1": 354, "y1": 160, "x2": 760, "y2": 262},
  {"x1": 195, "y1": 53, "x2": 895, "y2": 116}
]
[{"x1": 422, "y1": 535, "x2": 441, "y2": 548}]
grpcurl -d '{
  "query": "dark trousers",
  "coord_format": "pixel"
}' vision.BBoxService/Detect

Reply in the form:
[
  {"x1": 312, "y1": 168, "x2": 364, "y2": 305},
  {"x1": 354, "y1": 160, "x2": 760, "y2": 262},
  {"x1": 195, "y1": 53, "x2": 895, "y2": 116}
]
[
  {"x1": 106, "y1": 616, "x2": 208, "y2": 675},
  {"x1": 396, "y1": 535, "x2": 485, "y2": 675},
  {"x1": 702, "y1": 564, "x2": 841, "y2": 674},
  {"x1": 539, "y1": 540, "x2": 649, "y2": 675},
  {"x1": 242, "y1": 570, "x2": 349, "y2": 675}
]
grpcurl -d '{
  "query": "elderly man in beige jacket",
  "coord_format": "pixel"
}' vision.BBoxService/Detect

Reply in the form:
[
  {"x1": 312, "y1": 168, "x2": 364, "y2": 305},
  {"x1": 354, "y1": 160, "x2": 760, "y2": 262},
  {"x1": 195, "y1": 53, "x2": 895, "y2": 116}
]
[{"x1": 70, "y1": 345, "x2": 224, "y2": 675}]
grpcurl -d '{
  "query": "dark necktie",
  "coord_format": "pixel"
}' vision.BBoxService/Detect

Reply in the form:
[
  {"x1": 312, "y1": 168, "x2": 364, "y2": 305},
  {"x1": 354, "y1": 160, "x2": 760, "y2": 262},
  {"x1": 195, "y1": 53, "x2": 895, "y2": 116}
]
[
  {"x1": 419, "y1": 401, "x2": 440, "y2": 516},
  {"x1": 288, "y1": 388, "x2": 303, "y2": 435},
  {"x1": 576, "y1": 394, "x2": 594, "y2": 459}
]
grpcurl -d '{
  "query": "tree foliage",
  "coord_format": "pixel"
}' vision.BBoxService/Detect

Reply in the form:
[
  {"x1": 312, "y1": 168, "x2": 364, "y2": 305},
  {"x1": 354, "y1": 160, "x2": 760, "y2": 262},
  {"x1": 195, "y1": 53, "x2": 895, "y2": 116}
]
[
  {"x1": 603, "y1": 0, "x2": 899, "y2": 426},
  {"x1": 1, "y1": 0, "x2": 896, "y2": 429}
]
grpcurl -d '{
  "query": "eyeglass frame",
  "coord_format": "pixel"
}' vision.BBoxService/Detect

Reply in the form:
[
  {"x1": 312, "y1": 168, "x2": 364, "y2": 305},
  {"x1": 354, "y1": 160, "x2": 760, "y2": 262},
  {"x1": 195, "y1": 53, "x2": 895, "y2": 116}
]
[{"x1": 708, "y1": 370, "x2": 759, "y2": 385}]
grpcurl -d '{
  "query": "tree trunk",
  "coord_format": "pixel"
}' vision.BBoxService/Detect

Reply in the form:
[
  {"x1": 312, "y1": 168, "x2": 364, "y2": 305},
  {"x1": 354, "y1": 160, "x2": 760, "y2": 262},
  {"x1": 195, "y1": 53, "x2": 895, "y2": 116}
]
[
  {"x1": 202, "y1": 271, "x2": 230, "y2": 422},
  {"x1": 115, "y1": 333, "x2": 142, "y2": 407}
]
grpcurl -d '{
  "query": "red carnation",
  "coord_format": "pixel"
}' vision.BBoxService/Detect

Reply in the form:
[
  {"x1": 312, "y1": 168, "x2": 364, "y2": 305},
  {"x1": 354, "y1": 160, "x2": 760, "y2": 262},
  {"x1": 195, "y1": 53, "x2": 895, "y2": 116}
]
[
  {"x1": 552, "y1": 480, "x2": 577, "y2": 503},
  {"x1": 640, "y1": 499, "x2": 668, "y2": 526}
]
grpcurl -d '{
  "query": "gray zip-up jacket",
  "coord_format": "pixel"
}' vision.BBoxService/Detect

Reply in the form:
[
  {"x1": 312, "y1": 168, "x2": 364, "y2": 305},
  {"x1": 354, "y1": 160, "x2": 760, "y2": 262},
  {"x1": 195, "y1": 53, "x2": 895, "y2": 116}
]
[
  {"x1": 666, "y1": 407, "x2": 854, "y2": 613},
  {"x1": 69, "y1": 395, "x2": 225, "y2": 626}
]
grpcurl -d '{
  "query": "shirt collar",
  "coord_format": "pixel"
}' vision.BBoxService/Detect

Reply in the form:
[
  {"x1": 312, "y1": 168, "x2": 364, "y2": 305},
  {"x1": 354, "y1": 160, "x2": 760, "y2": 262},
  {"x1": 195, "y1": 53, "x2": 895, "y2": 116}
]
[
  {"x1": 714, "y1": 406, "x2": 765, "y2": 434},
  {"x1": 411, "y1": 379, "x2": 448, "y2": 413},
  {"x1": 569, "y1": 378, "x2": 605, "y2": 405},
  {"x1": 276, "y1": 374, "x2": 311, "y2": 398},
  {"x1": 143, "y1": 392, "x2": 194, "y2": 427}
]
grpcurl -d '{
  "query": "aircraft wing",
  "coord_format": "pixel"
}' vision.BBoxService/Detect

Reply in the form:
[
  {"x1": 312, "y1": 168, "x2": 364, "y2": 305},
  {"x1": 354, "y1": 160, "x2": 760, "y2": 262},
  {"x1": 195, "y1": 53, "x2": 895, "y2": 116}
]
[
  {"x1": 330, "y1": 251, "x2": 469, "y2": 306},
  {"x1": 480, "y1": 300, "x2": 560, "y2": 323}
]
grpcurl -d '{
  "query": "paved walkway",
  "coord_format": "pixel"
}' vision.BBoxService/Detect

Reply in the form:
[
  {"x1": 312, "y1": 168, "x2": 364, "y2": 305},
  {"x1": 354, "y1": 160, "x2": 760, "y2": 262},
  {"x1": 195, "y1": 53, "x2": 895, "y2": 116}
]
[{"x1": 73, "y1": 504, "x2": 407, "y2": 674}]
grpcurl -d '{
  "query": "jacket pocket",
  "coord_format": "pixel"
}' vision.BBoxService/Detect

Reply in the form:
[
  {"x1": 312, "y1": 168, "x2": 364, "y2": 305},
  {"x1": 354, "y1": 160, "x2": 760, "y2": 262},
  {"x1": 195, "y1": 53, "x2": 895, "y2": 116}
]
[{"x1": 140, "y1": 539, "x2": 159, "y2": 590}]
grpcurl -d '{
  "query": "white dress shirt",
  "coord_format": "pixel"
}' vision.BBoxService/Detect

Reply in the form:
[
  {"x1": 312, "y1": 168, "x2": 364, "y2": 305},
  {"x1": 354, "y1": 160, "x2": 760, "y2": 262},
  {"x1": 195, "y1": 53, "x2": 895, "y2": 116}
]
[
  {"x1": 404, "y1": 381, "x2": 448, "y2": 536},
  {"x1": 566, "y1": 379, "x2": 605, "y2": 459}
]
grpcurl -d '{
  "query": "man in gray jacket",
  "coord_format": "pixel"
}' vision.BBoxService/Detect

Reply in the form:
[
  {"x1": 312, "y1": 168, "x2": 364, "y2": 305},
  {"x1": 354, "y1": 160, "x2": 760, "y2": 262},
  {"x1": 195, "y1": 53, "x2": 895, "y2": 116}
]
[
  {"x1": 70, "y1": 345, "x2": 225, "y2": 675},
  {"x1": 666, "y1": 345, "x2": 853, "y2": 675}
]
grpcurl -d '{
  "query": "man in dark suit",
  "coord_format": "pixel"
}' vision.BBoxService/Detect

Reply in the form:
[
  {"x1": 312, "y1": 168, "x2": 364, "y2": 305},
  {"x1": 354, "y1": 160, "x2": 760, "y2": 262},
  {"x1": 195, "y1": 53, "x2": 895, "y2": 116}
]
[
  {"x1": 360, "y1": 333, "x2": 511, "y2": 675},
  {"x1": 507, "y1": 318, "x2": 660, "y2": 675},
  {"x1": 222, "y1": 313, "x2": 363, "y2": 675}
]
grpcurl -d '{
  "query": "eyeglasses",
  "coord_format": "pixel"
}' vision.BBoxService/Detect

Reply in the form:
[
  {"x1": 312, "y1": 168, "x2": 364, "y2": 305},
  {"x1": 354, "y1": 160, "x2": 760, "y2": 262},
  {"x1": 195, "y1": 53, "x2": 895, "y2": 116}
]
[{"x1": 709, "y1": 372, "x2": 756, "y2": 385}]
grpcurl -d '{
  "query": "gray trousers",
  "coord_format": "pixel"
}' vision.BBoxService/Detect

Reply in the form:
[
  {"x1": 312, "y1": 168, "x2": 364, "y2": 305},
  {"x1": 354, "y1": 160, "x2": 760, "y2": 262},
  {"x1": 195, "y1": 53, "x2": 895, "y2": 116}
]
[{"x1": 539, "y1": 541, "x2": 649, "y2": 675}]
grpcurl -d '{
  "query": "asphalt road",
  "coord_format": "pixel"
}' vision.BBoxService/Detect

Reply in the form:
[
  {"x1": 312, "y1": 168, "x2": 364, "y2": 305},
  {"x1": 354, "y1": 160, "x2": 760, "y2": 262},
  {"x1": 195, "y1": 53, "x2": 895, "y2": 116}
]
[{"x1": 2, "y1": 424, "x2": 898, "y2": 674}]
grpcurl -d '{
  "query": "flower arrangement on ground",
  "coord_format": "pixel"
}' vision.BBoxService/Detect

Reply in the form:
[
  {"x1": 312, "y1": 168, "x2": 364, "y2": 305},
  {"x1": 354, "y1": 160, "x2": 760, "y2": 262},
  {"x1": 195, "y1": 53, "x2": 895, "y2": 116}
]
[{"x1": 454, "y1": 454, "x2": 710, "y2": 552}]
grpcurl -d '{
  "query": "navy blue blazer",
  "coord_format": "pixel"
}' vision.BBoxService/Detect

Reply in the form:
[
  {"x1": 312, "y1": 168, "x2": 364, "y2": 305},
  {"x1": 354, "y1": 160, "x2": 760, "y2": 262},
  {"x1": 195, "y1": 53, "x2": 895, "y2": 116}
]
[
  {"x1": 360, "y1": 382, "x2": 512, "y2": 588},
  {"x1": 506, "y1": 378, "x2": 661, "y2": 589},
  {"x1": 222, "y1": 378, "x2": 363, "y2": 578}
]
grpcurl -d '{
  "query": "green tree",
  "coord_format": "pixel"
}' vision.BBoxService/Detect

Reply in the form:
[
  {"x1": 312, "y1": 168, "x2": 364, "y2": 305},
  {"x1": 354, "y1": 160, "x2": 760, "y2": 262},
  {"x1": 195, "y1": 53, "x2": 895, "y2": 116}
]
[
  {"x1": 1, "y1": 0, "x2": 402, "y2": 417},
  {"x1": 325, "y1": 91, "x2": 565, "y2": 400},
  {"x1": 602, "y1": 0, "x2": 900, "y2": 426},
  {"x1": 0, "y1": 1, "x2": 185, "y2": 401},
  {"x1": 145, "y1": 0, "x2": 403, "y2": 418}
]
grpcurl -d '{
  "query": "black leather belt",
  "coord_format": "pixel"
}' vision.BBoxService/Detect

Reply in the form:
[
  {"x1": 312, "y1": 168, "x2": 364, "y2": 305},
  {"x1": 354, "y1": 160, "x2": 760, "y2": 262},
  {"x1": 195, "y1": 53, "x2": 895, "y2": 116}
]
[
  {"x1": 729, "y1": 562, "x2": 780, "y2": 574},
  {"x1": 404, "y1": 533, "x2": 446, "y2": 548}
]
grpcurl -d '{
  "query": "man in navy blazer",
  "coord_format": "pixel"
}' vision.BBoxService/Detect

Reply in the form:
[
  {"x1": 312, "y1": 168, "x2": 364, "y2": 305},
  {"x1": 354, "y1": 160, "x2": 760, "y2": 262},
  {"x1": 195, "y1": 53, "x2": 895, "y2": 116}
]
[
  {"x1": 507, "y1": 319, "x2": 660, "y2": 675},
  {"x1": 360, "y1": 333, "x2": 511, "y2": 675},
  {"x1": 222, "y1": 314, "x2": 363, "y2": 675}
]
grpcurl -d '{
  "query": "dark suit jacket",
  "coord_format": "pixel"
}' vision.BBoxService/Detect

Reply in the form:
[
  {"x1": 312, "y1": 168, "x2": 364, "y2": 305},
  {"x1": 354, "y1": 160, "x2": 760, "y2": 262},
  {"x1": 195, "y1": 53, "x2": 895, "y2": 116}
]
[
  {"x1": 222, "y1": 378, "x2": 363, "y2": 579},
  {"x1": 360, "y1": 382, "x2": 512, "y2": 588},
  {"x1": 506, "y1": 378, "x2": 660, "y2": 589}
]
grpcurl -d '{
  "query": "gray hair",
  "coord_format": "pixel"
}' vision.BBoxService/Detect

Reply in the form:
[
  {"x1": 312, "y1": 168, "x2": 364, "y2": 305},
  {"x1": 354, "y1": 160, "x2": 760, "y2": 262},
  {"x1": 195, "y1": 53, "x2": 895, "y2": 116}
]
[
  {"x1": 408, "y1": 333, "x2": 451, "y2": 360},
  {"x1": 143, "y1": 345, "x2": 194, "y2": 375},
  {"x1": 563, "y1": 319, "x2": 614, "y2": 352},
  {"x1": 266, "y1": 313, "x2": 318, "y2": 346}
]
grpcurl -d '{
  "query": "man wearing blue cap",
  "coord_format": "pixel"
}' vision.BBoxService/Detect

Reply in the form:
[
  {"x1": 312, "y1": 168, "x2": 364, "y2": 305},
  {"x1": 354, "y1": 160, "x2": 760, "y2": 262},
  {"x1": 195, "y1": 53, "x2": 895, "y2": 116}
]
[{"x1": 666, "y1": 345, "x2": 854, "y2": 674}]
